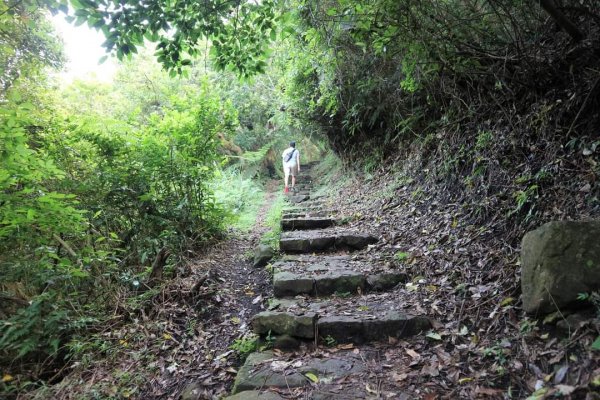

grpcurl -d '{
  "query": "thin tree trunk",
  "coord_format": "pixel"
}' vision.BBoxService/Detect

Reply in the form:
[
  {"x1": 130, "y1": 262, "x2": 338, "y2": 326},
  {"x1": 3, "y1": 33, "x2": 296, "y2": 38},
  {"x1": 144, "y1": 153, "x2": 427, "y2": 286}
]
[{"x1": 538, "y1": 0, "x2": 584, "y2": 42}]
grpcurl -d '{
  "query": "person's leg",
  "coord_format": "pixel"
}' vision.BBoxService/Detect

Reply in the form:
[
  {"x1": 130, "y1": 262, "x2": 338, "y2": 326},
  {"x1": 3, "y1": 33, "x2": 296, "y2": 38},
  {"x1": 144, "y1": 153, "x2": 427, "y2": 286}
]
[
  {"x1": 284, "y1": 166, "x2": 290, "y2": 190},
  {"x1": 290, "y1": 166, "x2": 296, "y2": 189}
]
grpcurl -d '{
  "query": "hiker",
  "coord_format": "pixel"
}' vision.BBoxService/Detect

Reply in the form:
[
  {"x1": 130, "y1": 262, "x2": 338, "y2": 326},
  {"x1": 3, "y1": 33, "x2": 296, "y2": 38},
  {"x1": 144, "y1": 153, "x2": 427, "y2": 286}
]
[{"x1": 282, "y1": 141, "x2": 300, "y2": 193}]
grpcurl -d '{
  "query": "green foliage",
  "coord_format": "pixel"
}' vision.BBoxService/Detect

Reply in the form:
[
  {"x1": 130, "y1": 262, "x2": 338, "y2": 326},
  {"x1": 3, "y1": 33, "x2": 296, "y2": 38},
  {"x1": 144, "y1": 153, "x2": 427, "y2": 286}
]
[
  {"x1": 0, "y1": 100, "x2": 84, "y2": 241},
  {"x1": 260, "y1": 193, "x2": 286, "y2": 249},
  {"x1": 230, "y1": 333, "x2": 259, "y2": 359},
  {"x1": 323, "y1": 335, "x2": 337, "y2": 347},
  {"x1": 394, "y1": 252, "x2": 410, "y2": 262},
  {"x1": 0, "y1": 0, "x2": 64, "y2": 94},
  {"x1": 0, "y1": 293, "x2": 72, "y2": 360},
  {"x1": 59, "y1": 0, "x2": 279, "y2": 77},
  {"x1": 0, "y1": 73, "x2": 236, "y2": 372},
  {"x1": 212, "y1": 167, "x2": 265, "y2": 231}
]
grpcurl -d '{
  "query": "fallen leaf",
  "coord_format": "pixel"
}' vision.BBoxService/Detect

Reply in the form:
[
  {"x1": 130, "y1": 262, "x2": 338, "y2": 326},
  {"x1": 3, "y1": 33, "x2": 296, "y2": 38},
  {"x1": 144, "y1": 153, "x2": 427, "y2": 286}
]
[
  {"x1": 555, "y1": 385, "x2": 575, "y2": 395},
  {"x1": 500, "y1": 297, "x2": 514, "y2": 306},
  {"x1": 406, "y1": 349, "x2": 421, "y2": 359},
  {"x1": 305, "y1": 372, "x2": 319, "y2": 383},
  {"x1": 271, "y1": 361, "x2": 291, "y2": 372},
  {"x1": 166, "y1": 363, "x2": 178, "y2": 373},
  {"x1": 475, "y1": 387, "x2": 503, "y2": 396},
  {"x1": 2, "y1": 374, "x2": 13, "y2": 383},
  {"x1": 591, "y1": 336, "x2": 600, "y2": 351},
  {"x1": 554, "y1": 365, "x2": 568, "y2": 384},
  {"x1": 392, "y1": 372, "x2": 408, "y2": 381},
  {"x1": 252, "y1": 295, "x2": 263, "y2": 304},
  {"x1": 365, "y1": 383, "x2": 377, "y2": 394},
  {"x1": 426, "y1": 331, "x2": 442, "y2": 341}
]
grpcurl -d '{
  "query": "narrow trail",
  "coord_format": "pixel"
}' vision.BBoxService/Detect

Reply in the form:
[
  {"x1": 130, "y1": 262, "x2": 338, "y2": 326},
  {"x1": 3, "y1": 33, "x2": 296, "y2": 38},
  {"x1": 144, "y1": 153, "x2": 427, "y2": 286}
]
[{"x1": 223, "y1": 161, "x2": 428, "y2": 399}]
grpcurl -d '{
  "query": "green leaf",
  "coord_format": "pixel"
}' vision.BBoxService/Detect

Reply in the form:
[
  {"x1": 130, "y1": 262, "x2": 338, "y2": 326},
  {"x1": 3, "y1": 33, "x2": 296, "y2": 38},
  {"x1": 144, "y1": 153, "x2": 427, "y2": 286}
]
[
  {"x1": 305, "y1": 372, "x2": 319, "y2": 383},
  {"x1": 426, "y1": 331, "x2": 442, "y2": 341},
  {"x1": 592, "y1": 336, "x2": 600, "y2": 351},
  {"x1": 98, "y1": 55, "x2": 108, "y2": 65}
]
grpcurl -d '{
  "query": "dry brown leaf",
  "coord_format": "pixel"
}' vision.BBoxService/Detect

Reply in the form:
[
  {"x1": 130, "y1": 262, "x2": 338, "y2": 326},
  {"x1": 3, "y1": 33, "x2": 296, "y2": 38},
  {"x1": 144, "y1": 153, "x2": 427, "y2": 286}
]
[
  {"x1": 475, "y1": 387, "x2": 504, "y2": 396},
  {"x1": 406, "y1": 348, "x2": 421, "y2": 359}
]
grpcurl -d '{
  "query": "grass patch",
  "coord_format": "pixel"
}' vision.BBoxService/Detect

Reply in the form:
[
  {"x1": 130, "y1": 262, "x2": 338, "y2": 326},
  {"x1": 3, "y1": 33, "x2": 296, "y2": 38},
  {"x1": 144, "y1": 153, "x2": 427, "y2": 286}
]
[
  {"x1": 212, "y1": 166, "x2": 265, "y2": 231},
  {"x1": 260, "y1": 192, "x2": 285, "y2": 249},
  {"x1": 311, "y1": 151, "x2": 355, "y2": 197}
]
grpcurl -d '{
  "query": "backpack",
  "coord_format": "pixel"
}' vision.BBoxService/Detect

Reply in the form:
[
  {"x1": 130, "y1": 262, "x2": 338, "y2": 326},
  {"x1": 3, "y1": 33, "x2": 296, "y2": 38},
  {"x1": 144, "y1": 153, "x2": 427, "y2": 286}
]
[{"x1": 285, "y1": 149, "x2": 296, "y2": 163}]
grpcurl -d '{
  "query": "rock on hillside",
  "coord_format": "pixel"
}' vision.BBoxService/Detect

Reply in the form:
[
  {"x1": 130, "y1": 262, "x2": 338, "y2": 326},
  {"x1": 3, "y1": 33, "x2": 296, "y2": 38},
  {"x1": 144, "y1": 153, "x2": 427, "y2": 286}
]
[{"x1": 521, "y1": 220, "x2": 600, "y2": 314}]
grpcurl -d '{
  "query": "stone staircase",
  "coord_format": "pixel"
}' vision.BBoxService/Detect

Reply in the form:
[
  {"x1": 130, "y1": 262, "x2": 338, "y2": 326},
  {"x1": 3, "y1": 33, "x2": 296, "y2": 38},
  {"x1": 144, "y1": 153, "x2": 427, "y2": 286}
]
[{"x1": 225, "y1": 162, "x2": 431, "y2": 399}]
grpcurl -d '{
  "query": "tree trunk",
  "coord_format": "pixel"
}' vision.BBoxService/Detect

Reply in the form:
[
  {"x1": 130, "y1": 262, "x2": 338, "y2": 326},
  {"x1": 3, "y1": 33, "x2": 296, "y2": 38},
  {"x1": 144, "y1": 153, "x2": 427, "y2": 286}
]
[{"x1": 538, "y1": 0, "x2": 584, "y2": 42}]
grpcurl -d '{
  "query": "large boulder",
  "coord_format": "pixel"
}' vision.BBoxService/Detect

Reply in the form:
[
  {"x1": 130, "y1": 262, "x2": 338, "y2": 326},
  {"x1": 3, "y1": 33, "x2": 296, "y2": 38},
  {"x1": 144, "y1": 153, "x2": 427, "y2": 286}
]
[
  {"x1": 253, "y1": 244, "x2": 275, "y2": 268},
  {"x1": 521, "y1": 220, "x2": 600, "y2": 314}
]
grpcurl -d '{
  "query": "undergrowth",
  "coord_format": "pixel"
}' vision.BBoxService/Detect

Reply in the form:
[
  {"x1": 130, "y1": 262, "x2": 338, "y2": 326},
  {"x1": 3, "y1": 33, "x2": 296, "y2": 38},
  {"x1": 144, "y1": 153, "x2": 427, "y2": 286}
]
[
  {"x1": 212, "y1": 166, "x2": 265, "y2": 231},
  {"x1": 311, "y1": 151, "x2": 348, "y2": 197},
  {"x1": 260, "y1": 193, "x2": 285, "y2": 249}
]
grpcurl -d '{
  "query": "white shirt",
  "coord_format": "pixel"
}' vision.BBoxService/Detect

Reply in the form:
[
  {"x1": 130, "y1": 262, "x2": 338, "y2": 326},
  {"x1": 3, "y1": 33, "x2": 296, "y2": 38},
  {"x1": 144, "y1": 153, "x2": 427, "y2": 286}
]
[{"x1": 282, "y1": 147, "x2": 299, "y2": 167}]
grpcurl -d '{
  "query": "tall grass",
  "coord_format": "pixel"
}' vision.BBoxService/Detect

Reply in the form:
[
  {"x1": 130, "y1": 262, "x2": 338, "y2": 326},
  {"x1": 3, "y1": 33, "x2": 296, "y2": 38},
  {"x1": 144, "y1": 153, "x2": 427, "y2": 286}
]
[
  {"x1": 211, "y1": 167, "x2": 265, "y2": 231},
  {"x1": 260, "y1": 193, "x2": 286, "y2": 249}
]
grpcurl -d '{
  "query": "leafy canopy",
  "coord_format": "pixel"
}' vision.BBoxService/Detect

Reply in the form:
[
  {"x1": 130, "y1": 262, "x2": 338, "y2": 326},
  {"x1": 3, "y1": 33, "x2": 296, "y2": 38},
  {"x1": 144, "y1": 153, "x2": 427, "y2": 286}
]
[{"x1": 62, "y1": 0, "x2": 279, "y2": 77}]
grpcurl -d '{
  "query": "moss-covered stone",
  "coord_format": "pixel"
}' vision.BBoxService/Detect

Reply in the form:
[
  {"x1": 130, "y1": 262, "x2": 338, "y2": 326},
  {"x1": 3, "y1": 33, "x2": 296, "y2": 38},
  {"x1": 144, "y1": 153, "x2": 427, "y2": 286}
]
[
  {"x1": 273, "y1": 271, "x2": 314, "y2": 296},
  {"x1": 521, "y1": 220, "x2": 600, "y2": 314},
  {"x1": 366, "y1": 272, "x2": 408, "y2": 291},
  {"x1": 252, "y1": 311, "x2": 316, "y2": 338}
]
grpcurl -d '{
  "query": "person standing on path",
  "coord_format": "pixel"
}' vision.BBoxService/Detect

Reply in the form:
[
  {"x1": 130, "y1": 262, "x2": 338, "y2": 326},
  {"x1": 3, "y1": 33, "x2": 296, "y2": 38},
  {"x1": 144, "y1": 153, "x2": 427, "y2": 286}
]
[{"x1": 282, "y1": 141, "x2": 300, "y2": 193}]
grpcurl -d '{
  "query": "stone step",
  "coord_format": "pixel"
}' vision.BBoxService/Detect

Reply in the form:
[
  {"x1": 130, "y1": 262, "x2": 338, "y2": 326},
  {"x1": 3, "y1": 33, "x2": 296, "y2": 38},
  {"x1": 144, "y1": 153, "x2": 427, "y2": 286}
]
[
  {"x1": 272, "y1": 255, "x2": 407, "y2": 297},
  {"x1": 224, "y1": 390, "x2": 283, "y2": 400},
  {"x1": 252, "y1": 295, "x2": 430, "y2": 344},
  {"x1": 283, "y1": 204, "x2": 329, "y2": 213},
  {"x1": 286, "y1": 197, "x2": 327, "y2": 206},
  {"x1": 227, "y1": 344, "x2": 421, "y2": 399},
  {"x1": 280, "y1": 228, "x2": 377, "y2": 253},
  {"x1": 281, "y1": 210, "x2": 335, "y2": 219},
  {"x1": 281, "y1": 217, "x2": 336, "y2": 231},
  {"x1": 229, "y1": 351, "x2": 366, "y2": 396},
  {"x1": 287, "y1": 194, "x2": 310, "y2": 204}
]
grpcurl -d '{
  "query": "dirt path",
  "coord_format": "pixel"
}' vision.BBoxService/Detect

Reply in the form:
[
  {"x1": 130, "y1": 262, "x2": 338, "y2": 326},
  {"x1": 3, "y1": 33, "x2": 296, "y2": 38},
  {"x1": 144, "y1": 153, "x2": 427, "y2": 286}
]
[{"x1": 40, "y1": 181, "x2": 281, "y2": 400}]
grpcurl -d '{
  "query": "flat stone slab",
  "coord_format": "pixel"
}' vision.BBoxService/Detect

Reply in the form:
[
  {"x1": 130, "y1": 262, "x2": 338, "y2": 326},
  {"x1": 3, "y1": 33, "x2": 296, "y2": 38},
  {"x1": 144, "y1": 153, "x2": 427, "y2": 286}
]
[
  {"x1": 253, "y1": 297, "x2": 429, "y2": 343},
  {"x1": 231, "y1": 351, "x2": 365, "y2": 394},
  {"x1": 283, "y1": 206, "x2": 332, "y2": 216},
  {"x1": 281, "y1": 217, "x2": 336, "y2": 231},
  {"x1": 280, "y1": 229, "x2": 377, "y2": 253},
  {"x1": 253, "y1": 311, "x2": 316, "y2": 338},
  {"x1": 224, "y1": 390, "x2": 284, "y2": 400},
  {"x1": 287, "y1": 194, "x2": 310, "y2": 203},
  {"x1": 272, "y1": 256, "x2": 407, "y2": 297},
  {"x1": 318, "y1": 311, "x2": 430, "y2": 344},
  {"x1": 228, "y1": 346, "x2": 418, "y2": 399},
  {"x1": 282, "y1": 210, "x2": 335, "y2": 219},
  {"x1": 285, "y1": 200, "x2": 327, "y2": 209}
]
